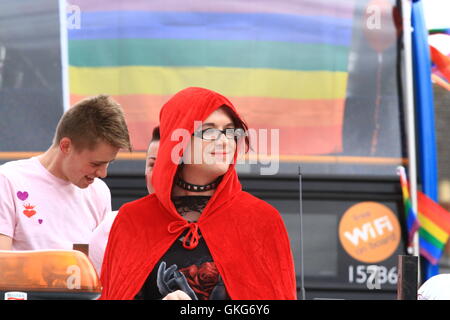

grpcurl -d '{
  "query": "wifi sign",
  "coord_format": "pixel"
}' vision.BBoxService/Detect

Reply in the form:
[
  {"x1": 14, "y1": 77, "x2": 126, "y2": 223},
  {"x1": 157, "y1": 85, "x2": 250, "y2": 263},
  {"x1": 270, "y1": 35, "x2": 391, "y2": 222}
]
[{"x1": 339, "y1": 202, "x2": 401, "y2": 263}]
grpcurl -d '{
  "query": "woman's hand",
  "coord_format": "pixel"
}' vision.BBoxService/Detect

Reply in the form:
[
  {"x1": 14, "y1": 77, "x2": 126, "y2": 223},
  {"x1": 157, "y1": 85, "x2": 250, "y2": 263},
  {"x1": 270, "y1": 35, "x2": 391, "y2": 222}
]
[{"x1": 162, "y1": 290, "x2": 192, "y2": 300}]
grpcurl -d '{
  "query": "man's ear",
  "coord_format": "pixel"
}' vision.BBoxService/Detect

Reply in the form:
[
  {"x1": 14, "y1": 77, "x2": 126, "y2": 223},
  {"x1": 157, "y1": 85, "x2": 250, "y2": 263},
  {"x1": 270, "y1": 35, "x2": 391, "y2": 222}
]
[{"x1": 59, "y1": 137, "x2": 72, "y2": 155}]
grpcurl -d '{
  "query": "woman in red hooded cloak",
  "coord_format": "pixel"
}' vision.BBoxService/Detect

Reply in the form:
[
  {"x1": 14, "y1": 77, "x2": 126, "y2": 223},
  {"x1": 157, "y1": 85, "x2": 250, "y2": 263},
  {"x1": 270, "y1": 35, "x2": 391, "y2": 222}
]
[{"x1": 100, "y1": 87, "x2": 297, "y2": 300}]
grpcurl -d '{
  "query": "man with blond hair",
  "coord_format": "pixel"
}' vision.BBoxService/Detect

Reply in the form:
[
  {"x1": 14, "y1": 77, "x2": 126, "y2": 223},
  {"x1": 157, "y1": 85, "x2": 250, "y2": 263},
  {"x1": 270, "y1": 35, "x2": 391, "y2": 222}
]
[
  {"x1": 89, "y1": 126, "x2": 160, "y2": 275},
  {"x1": 0, "y1": 95, "x2": 131, "y2": 250}
]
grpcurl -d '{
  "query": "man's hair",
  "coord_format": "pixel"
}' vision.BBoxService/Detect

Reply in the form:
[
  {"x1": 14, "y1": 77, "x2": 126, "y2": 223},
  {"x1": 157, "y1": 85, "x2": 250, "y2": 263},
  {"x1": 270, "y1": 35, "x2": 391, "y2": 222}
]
[
  {"x1": 150, "y1": 126, "x2": 160, "y2": 143},
  {"x1": 53, "y1": 95, "x2": 132, "y2": 151}
]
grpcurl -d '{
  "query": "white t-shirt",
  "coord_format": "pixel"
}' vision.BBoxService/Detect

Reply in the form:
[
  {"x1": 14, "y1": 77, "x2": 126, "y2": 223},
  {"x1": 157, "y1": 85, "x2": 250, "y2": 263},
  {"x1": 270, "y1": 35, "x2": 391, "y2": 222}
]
[
  {"x1": 0, "y1": 157, "x2": 111, "y2": 250},
  {"x1": 418, "y1": 274, "x2": 450, "y2": 300},
  {"x1": 89, "y1": 210, "x2": 118, "y2": 276}
]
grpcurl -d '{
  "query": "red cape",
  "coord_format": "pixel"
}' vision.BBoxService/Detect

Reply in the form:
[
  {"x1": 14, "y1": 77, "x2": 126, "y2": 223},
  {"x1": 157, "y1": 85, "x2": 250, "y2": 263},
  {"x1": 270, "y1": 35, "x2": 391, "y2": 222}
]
[{"x1": 100, "y1": 87, "x2": 297, "y2": 299}]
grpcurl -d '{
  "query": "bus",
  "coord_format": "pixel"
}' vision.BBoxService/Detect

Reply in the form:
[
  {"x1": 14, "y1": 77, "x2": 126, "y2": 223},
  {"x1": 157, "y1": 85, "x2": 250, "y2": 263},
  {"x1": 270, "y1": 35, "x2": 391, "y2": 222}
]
[{"x1": 0, "y1": 0, "x2": 416, "y2": 299}]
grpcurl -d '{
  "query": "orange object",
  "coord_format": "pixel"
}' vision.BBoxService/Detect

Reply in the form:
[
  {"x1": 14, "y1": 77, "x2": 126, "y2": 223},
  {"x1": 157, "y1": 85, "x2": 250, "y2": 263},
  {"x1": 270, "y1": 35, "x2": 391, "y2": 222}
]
[
  {"x1": 339, "y1": 202, "x2": 401, "y2": 263},
  {"x1": 0, "y1": 250, "x2": 101, "y2": 299}
]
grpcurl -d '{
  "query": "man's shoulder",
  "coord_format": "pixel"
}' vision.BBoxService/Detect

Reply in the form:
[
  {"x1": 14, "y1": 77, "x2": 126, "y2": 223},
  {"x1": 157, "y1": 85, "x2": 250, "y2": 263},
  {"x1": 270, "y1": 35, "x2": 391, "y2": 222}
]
[
  {"x1": 0, "y1": 157, "x2": 38, "y2": 181},
  {"x1": 91, "y1": 177, "x2": 110, "y2": 192},
  {"x1": 86, "y1": 179, "x2": 112, "y2": 209},
  {"x1": 120, "y1": 194, "x2": 157, "y2": 212},
  {"x1": 0, "y1": 157, "x2": 36, "y2": 173},
  {"x1": 114, "y1": 194, "x2": 158, "y2": 226}
]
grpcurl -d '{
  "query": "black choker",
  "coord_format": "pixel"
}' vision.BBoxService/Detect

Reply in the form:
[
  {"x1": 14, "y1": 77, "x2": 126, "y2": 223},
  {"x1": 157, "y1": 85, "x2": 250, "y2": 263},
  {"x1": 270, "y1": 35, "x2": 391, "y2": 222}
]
[{"x1": 175, "y1": 175, "x2": 223, "y2": 192}]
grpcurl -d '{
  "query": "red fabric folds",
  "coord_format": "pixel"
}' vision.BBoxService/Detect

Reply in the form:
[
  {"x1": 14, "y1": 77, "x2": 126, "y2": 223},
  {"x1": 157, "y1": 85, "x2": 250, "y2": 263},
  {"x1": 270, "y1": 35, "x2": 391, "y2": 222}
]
[
  {"x1": 100, "y1": 87, "x2": 297, "y2": 300},
  {"x1": 167, "y1": 220, "x2": 200, "y2": 250}
]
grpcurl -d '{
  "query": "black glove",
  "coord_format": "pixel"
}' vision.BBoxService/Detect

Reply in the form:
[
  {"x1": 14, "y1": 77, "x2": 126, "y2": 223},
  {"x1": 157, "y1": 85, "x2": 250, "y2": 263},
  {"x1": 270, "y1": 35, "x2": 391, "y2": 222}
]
[
  {"x1": 157, "y1": 261, "x2": 198, "y2": 300},
  {"x1": 209, "y1": 275, "x2": 228, "y2": 300}
]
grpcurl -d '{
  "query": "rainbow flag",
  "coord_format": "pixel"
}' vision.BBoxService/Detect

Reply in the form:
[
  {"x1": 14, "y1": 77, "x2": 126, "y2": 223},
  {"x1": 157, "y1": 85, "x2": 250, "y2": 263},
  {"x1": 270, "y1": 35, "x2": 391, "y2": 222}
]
[
  {"x1": 397, "y1": 166, "x2": 420, "y2": 247},
  {"x1": 428, "y1": 33, "x2": 450, "y2": 91},
  {"x1": 430, "y1": 45, "x2": 450, "y2": 91},
  {"x1": 417, "y1": 191, "x2": 450, "y2": 265},
  {"x1": 68, "y1": 0, "x2": 354, "y2": 154}
]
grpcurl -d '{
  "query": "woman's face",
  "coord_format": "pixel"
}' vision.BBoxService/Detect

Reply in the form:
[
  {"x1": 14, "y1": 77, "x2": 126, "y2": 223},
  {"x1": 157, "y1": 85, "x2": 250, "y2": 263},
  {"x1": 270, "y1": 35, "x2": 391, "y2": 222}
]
[{"x1": 182, "y1": 107, "x2": 238, "y2": 179}]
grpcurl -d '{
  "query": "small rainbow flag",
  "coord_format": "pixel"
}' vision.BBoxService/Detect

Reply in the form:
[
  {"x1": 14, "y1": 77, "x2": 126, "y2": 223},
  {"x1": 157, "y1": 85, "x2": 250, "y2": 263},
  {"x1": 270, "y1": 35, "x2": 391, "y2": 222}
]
[
  {"x1": 397, "y1": 166, "x2": 420, "y2": 248},
  {"x1": 417, "y1": 191, "x2": 450, "y2": 265},
  {"x1": 428, "y1": 33, "x2": 450, "y2": 91}
]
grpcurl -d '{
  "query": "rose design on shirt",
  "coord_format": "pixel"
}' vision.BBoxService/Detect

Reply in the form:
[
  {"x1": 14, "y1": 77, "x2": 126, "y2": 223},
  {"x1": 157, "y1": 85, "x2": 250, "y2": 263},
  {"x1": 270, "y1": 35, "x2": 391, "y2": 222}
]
[
  {"x1": 23, "y1": 204, "x2": 36, "y2": 218},
  {"x1": 179, "y1": 262, "x2": 220, "y2": 300}
]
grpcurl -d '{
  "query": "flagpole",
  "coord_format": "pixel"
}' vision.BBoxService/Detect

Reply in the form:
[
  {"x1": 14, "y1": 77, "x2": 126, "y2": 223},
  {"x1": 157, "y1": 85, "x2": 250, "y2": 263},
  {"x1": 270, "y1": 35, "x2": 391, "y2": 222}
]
[{"x1": 402, "y1": 0, "x2": 420, "y2": 270}]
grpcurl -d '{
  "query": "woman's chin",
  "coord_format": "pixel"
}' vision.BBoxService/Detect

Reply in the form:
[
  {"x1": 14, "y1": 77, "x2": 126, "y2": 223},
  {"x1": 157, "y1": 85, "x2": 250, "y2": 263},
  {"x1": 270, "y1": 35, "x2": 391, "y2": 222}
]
[{"x1": 202, "y1": 162, "x2": 230, "y2": 178}]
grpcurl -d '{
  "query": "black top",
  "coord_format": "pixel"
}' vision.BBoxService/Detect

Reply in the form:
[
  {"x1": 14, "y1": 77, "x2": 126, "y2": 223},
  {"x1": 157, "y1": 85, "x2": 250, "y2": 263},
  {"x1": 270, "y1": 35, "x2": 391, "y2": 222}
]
[{"x1": 135, "y1": 196, "x2": 229, "y2": 300}]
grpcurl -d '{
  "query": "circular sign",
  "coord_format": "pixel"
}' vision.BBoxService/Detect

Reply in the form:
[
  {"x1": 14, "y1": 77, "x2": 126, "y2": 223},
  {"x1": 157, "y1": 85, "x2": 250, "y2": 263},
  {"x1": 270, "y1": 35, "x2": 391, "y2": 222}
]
[{"x1": 339, "y1": 202, "x2": 401, "y2": 263}]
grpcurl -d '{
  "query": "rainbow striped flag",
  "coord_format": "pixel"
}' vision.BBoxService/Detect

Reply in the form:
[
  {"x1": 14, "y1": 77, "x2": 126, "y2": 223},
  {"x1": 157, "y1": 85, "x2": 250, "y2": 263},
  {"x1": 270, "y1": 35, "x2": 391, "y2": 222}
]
[
  {"x1": 397, "y1": 166, "x2": 420, "y2": 247},
  {"x1": 68, "y1": 0, "x2": 354, "y2": 154},
  {"x1": 417, "y1": 191, "x2": 450, "y2": 265},
  {"x1": 428, "y1": 33, "x2": 450, "y2": 91}
]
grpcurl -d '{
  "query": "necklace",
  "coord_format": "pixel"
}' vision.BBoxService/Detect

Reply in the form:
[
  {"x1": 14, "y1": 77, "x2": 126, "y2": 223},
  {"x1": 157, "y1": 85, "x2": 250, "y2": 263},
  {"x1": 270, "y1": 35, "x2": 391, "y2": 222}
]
[{"x1": 175, "y1": 175, "x2": 223, "y2": 192}]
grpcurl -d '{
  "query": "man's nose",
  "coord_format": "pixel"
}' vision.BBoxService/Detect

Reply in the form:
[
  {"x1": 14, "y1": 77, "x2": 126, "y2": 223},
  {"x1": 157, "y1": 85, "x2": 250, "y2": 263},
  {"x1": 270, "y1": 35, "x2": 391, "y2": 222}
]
[{"x1": 96, "y1": 164, "x2": 108, "y2": 178}]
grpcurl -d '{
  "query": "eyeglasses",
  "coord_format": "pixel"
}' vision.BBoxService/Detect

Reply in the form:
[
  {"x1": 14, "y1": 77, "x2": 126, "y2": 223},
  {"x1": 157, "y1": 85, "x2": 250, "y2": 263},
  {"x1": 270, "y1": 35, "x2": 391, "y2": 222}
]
[{"x1": 193, "y1": 128, "x2": 246, "y2": 141}]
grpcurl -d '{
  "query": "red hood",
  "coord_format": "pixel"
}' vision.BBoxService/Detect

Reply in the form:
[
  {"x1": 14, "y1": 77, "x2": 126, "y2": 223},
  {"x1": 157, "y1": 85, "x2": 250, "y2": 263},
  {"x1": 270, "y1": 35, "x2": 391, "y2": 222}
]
[
  {"x1": 100, "y1": 87, "x2": 297, "y2": 300},
  {"x1": 152, "y1": 87, "x2": 243, "y2": 221}
]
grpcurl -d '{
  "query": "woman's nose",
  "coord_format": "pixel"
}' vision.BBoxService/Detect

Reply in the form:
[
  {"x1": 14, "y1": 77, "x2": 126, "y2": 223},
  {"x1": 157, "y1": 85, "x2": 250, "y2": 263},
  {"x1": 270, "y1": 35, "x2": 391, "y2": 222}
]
[{"x1": 214, "y1": 132, "x2": 230, "y2": 149}]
